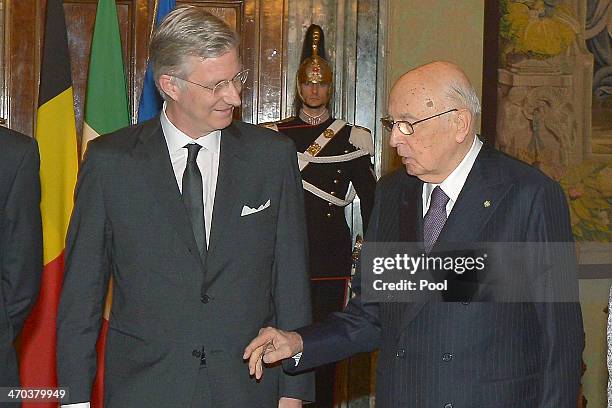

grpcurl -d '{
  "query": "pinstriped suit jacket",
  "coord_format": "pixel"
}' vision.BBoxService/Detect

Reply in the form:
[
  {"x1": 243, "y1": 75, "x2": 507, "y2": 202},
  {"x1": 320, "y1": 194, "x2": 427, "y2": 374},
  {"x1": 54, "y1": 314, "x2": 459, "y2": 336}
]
[{"x1": 292, "y1": 142, "x2": 583, "y2": 408}]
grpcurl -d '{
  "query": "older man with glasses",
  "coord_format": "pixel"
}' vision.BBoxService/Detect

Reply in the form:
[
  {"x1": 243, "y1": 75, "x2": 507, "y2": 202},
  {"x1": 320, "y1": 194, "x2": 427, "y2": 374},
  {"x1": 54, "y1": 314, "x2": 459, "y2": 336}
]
[
  {"x1": 245, "y1": 61, "x2": 583, "y2": 408},
  {"x1": 57, "y1": 6, "x2": 313, "y2": 408}
]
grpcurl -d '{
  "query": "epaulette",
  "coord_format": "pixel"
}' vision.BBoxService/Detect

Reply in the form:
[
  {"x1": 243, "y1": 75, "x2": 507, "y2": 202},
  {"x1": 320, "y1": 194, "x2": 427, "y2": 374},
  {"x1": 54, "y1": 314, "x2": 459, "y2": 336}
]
[
  {"x1": 349, "y1": 125, "x2": 374, "y2": 155},
  {"x1": 259, "y1": 122, "x2": 279, "y2": 132},
  {"x1": 259, "y1": 116, "x2": 297, "y2": 132}
]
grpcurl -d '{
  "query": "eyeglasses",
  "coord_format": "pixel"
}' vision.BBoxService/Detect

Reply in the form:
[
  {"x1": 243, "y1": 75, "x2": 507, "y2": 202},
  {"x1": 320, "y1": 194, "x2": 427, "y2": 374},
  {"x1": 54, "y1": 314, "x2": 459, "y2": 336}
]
[
  {"x1": 380, "y1": 108, "x2": 458, "y2": 136},
  {"x1": 174, "y1": 69, "x2": 249, "y2": 96}
]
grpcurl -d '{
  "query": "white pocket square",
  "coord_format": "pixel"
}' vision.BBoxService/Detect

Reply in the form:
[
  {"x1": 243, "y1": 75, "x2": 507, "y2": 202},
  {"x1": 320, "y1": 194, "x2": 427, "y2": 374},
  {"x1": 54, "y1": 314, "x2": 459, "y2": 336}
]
[{"x1": 240, "y1": 199, "x2": 271, "y2": 216}]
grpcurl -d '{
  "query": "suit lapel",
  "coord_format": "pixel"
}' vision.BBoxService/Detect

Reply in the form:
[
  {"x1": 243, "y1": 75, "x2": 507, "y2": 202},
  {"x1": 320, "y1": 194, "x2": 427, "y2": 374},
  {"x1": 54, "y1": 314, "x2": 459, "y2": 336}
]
[
  {"x1": 435, "y1": 144, "x2": 512, "y2": 245},
  {"x1": 207, "y1": 123, "x2": 250, "y2": 264},
  {"x1": 132, "y1": 120, "x2": 201, "y2": 257},
  {"x1": 399, "y1": 177, "x2": 423, "y2": 243}
]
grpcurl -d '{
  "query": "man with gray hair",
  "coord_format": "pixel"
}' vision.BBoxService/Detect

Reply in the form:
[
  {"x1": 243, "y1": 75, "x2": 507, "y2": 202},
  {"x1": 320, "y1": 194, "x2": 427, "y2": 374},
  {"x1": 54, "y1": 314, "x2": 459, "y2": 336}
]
[
  {"x1": 57, "y1": 6, "x2": 313, "y2": 407},
  {"x1": 244, "y1": 61, "x2": 583, "y2": 407}
]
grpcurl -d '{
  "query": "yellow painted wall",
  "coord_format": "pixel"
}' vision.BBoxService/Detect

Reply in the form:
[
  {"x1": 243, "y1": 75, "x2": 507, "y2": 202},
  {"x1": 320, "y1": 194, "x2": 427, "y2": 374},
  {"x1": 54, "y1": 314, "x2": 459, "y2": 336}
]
[
  {"x1": 383, "y1": 0, "x2": 485, "y2": 172},
  {"x1": 386, "y1": 0, "x2": 484, "y2": 90}
]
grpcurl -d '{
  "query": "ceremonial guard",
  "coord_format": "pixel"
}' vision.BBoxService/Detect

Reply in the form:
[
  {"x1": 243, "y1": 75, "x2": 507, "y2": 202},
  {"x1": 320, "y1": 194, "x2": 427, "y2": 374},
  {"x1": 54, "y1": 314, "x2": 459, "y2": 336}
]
[{"x1": 264, "y1": 25, "x2": 376, "y2": 407}]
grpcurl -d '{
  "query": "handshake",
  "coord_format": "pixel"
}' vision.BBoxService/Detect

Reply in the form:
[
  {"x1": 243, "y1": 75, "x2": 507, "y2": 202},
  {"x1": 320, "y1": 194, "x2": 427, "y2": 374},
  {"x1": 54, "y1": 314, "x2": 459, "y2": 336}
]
[{"x1": 243, "y1": 327, "x2": 304, "y2": 378}]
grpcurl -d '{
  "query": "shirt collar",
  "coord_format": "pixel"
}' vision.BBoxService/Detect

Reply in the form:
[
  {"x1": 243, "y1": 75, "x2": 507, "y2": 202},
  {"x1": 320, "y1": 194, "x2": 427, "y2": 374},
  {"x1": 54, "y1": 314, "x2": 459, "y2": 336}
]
[
  {"x1": 160, "y1": 102, "x2": 221, "y2": 155},
  {"x1": 424, "y1": 135, "x2": 483, "y2": 206}
]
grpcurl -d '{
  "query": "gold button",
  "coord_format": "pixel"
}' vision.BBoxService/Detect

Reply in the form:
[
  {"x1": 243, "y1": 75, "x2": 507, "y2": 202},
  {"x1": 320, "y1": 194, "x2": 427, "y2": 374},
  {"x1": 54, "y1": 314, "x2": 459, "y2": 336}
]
[
  {"x1": 337, "y1": 169, "x2": 342, "y2": 174},
  {"x1": 326, "y1": 213, "x2": 332, "y2": 217},
  {"x1": 333, "y1": 179, "x2": 339, "y2": 184},
  {"x1": 330, "y1": 191, "x2": 336, "y2": 196},
  {"x1": 328, "y1": 203, "x2": 333, "y2": 207}
]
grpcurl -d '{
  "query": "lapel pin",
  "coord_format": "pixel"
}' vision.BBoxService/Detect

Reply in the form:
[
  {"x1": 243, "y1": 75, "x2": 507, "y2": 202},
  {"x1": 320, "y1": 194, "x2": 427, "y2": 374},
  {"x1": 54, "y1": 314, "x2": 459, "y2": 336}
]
[{"x1": 483, "y1": 200, "x2": 491, "y2": 208}]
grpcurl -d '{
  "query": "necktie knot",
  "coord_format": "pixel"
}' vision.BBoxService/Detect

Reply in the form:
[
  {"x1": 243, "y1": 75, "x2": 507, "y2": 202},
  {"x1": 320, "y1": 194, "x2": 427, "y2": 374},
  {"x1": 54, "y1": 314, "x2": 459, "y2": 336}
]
[
  {"x1": 429, "y1": 186, "x2": 449, "y2": 211},
  {"x1": 185, "y1": 143, "x2": 202, "y2": 163}
]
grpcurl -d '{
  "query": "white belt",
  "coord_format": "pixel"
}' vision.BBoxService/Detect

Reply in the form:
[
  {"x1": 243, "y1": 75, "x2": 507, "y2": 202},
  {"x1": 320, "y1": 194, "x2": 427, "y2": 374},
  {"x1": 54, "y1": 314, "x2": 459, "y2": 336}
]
[{"x1": 298, "y1": 119, "x2": 346, "y2": 171}]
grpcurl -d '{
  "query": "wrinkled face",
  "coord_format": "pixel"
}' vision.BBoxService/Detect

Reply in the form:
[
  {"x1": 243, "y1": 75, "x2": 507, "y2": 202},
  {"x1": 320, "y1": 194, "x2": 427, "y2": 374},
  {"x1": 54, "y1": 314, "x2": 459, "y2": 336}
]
[
  {"x1": 163, "y1": 49, "x2": 242, "y2": 137},
  {"x1": 299, "y1": 82, "x2": 331, "y2": 109},
  {"x1": 387, "y1": 81, "x2": 460, "y2": 183}
]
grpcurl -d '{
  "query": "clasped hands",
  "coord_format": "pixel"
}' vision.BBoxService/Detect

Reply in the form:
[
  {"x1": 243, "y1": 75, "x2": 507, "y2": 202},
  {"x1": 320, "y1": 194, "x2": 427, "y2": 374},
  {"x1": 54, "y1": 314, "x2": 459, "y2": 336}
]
[{"x1": 243, "y1": 327, "x2": 303, "y2": 379}]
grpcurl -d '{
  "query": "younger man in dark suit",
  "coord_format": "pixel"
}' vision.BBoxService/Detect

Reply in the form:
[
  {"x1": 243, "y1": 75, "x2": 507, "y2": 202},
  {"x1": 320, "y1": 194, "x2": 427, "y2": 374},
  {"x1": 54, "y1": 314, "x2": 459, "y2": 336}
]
[{"x1": 58, "y1": 6, "x2": 313, "y2": 408}]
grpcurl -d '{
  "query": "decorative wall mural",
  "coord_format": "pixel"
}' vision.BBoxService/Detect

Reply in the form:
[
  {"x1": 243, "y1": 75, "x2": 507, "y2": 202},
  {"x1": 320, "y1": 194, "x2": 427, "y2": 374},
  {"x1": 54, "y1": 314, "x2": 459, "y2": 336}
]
[{"x1": 497, "y1": 0, "x2": 612, "y2": 243}]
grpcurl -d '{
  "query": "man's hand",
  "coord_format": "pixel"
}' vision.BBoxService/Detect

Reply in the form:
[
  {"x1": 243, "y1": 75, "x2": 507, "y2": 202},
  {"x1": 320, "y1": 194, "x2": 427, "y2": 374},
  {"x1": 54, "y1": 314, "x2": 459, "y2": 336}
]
[
  {"x1": 243, "y1": 327, "x2": 303, "y2": 379},
  {"x1": 278, "y1": 397, "x2": 303, "y2": 407}
]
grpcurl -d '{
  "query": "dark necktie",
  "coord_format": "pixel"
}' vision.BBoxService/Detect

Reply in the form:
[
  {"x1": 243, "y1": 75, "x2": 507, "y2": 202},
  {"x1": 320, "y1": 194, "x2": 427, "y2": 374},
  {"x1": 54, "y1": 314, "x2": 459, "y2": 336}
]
[
  {"x1": 182, "y1": 144, "x2": 207, "y2": 257},
  {"x1": 423, "y1": 186, "x2": 450, "y2": 253}
]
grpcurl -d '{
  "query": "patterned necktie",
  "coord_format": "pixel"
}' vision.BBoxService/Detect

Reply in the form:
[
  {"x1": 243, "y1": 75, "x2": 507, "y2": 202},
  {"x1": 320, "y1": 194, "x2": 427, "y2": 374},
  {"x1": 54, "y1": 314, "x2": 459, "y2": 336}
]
[
  {"x1": 182, "y1": 143, "x2": 207, "y2": 257},
  {"x1": 423, "y1": 186, "x2": 450, "y2": 253}
]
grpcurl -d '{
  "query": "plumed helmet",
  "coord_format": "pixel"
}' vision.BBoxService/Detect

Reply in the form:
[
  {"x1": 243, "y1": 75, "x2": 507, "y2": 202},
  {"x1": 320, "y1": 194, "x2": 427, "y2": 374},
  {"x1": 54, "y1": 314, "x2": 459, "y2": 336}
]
[{"x1": 297, "y1": 24, "x2": 332, "y2": 85}]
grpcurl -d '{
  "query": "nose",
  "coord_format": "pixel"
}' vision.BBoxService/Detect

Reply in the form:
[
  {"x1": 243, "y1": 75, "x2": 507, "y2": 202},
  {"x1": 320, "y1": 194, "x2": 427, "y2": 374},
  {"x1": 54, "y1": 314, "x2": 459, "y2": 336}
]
[
  {"x1": 220, "y1": 82, "x2": 242, "y2": 107},
  {"x1": 311, "y1": 85, "x2": 319, "y2": 95},
  {"x1": 388, "y1": 126, "x2": 404, "y2": 148}
]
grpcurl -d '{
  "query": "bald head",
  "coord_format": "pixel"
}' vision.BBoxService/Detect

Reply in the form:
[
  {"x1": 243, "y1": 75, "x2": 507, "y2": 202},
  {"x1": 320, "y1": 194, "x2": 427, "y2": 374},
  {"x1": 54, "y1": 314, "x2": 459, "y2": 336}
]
[
  {"x1": 387, "y1": 61, "x2": 481, "y2": 183},
  {"x1": 390, "y1": 61, "x2": 480, "y2": 125}
]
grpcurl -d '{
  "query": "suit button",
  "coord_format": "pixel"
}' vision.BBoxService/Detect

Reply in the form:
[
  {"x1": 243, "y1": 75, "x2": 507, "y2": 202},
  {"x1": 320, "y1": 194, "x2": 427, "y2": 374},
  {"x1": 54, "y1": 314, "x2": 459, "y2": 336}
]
[
  {"x1": 444, "y1": 404, "x2": 453, "y2": 408},
  {"x1": 326, "y1": 213, "x2": 332, "y2": 217},
  {"x1": 192, "y1": 349, "x2": 201, "y2": 358},
  {"x1": 330, "y1": 191, "x2": 336, "y2": 196},
  {"x1": 200, "y1": 294, "x2": 211, "y2": 304},
  {"x1": 333, "y1": 179, "x2": 339, "y2": 184},
  {"x1": 395, "y1": 348, "x2": 405, "y2": 358},
  {"x1": 442, "y1": 353, "x2": 453, "y2": 362},
  {"x1": 337, "y1": 169, "x2": 342, "y2": 174}
]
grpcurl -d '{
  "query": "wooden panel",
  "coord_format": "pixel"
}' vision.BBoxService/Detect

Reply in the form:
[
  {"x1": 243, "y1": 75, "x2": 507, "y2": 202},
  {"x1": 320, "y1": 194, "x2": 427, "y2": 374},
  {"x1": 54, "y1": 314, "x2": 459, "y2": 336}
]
[{"x1": 4, "y1": 0, "x2": 39, "y2": 136}]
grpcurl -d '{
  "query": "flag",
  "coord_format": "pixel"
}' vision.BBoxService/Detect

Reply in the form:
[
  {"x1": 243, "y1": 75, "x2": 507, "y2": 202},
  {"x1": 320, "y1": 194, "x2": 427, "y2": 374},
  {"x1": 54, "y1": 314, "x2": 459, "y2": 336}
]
[
  {"x1": 137, "y1": 0, "x2": 176, "y2": 122},
  {"x1": 81, "y1": 0, "x2": 130, "y2": 154},
  {"x1": 18, "y1": 0, "x2": 78, "y2": 407},
  {"x1": 81, "y1": 0, "x2": 130, "y2": 406}
]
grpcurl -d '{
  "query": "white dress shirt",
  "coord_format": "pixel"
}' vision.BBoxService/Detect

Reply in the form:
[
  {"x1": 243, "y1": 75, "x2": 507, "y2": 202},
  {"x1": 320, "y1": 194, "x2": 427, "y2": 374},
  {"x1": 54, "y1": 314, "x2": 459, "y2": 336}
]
[
  {"x1": 422, "y1": 135, "x2": 482, "y2": 218},
  {"x1": 60, "y1": 107, "x2": 221, "y2": 408},
  {"x1": 160, "y1": 104, "x2": 220, "y2": 246}
]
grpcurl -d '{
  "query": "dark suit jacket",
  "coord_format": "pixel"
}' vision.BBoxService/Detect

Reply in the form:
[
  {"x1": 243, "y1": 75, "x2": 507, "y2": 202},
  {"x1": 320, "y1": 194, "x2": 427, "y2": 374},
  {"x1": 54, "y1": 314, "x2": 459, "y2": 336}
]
[
  {"x1": 291, "y1": 142, "x2": 583, "y2": 408},
  {"x1": 57, "y1": 118, "x2": 314, "y2": 407},
  {"x1": 0, "y1": 129, "x2": 42, "y2": 388}
]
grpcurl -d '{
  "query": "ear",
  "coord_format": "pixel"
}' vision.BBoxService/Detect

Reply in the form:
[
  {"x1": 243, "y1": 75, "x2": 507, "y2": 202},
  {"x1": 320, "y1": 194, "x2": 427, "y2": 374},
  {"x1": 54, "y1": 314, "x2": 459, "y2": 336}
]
[
  {"x1": 158, "y1": 74, "x2": 181, "y2": 101},
  {"x1": 454, "y1": 108, "x2": 472, "y2": 143}
]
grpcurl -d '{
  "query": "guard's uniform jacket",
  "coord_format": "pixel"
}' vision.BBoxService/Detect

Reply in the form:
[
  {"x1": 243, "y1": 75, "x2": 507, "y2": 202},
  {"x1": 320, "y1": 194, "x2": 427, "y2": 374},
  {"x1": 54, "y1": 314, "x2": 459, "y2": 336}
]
[{"x1": 266, "y1": 115, "x2": 376, "y2": 309}]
